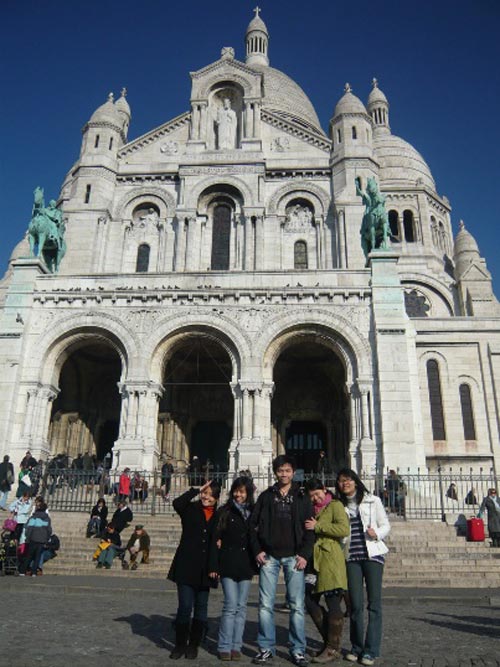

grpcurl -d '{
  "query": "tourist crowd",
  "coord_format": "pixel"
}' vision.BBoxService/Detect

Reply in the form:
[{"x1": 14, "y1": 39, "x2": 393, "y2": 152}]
[{"x1": 2, "y1": 450, "x2": 500, "y2": 666}]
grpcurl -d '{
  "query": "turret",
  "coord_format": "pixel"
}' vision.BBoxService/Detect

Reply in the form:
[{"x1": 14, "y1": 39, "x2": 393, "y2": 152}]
[
  {"x1": 245, "y1": 7, "x2": 269, "y2": 67},
  {"x1": 453, "y1": 220, "x2": 500, "y2": 316},
  {"x1": 367, "y1": 78, "x2": 390, "y2": 135}
]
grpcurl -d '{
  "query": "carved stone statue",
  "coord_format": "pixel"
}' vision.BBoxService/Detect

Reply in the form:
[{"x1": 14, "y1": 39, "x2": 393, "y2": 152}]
[
  {"x1": 216, "y1": 98, "x2": 237, "y2": 150},
  {"x1": 28, "y1": 187, "x2": 66, "y2": 272},
  {"x1": 285, "y1": 204, "x2": 313, "y2": 232},
  {"x1": 355, "y1": 177, "x2": 390, "y2": 257}
]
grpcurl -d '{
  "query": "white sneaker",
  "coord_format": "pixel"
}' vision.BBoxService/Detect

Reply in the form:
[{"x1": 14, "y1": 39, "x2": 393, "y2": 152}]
[
  {"x1": 344, "y1": 653, "x2": 359, "y2": 663},
  {"x1": 360, "y1": 656, "x2": 375, "y2": 666}
]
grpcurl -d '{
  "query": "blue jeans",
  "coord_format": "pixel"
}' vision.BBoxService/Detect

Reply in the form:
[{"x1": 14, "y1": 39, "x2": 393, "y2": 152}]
[
  {"x1": 176, "y1": 583, "x2": 210, "y2": 625},
  {"x1": 218, "y1": 577, "x2": 251, "y2": 653},
  {"x1": 258, "y1": 555, "x2": 306, "y2": 655},
  {"x1": 347, "y1": 560, "x2": 384, "y2": 658},
  {"x1": 0, "y1": 490, "x2": 8, "y2": 509},
  {"x1": 98, "y1": 546, "x2": 119, "y2": 566}
]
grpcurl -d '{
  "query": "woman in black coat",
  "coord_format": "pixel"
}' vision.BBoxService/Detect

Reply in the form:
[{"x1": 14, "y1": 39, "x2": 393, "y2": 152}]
[
  {"x1": 209, "y1": 476, "x2": 257, "y2": 660},
  {"x1": 168, "y1": 480, "x2": 221, "y2": 660},
  {"x1": 87, "y1": 498, "x2": 108, "y2": 537}
]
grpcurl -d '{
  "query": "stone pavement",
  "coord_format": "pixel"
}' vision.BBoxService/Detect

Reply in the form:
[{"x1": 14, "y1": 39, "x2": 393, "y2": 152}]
[{"x1": 0, "y1": 577, "x2": 498, "y2": 667}]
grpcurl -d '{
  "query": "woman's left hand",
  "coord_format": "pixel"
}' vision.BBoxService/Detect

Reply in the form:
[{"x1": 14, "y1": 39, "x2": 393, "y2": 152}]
[
  {"x1": 209, "y1": 571, "x2": 219, "y2": 580},
  {"x1": 304, "y1": 517, "x2": 317, "y2": 530}
]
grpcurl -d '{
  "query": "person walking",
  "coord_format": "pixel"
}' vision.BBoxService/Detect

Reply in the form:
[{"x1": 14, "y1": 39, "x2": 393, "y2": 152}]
[
  {"x1": 210, "y1": 476, "x2": 257, "y2": 661},
  {"x1": 479, "y1": 488, "x2": 500, "y2": 547},
  {"x1": 336, "y1": 469, "x2": 390, "y2": 667},
  {"x1": 168, "y1": 480, "x2": 221, "y2": 660},
  {"x1": 161, "y1": 457, "x2": 175, "y2": 501},
  {"x1": 0, "y1": 455, "x2": 14, "y2": 510},
  {"x1": 303, "y1": 478, "x2": 350, "y2": 663},
  {"x1": 249, "y1": 455, "x2": 314, "y2": 667},
  {"x1": 19, "y1": 500, "x2": 52, "y2": 576}
]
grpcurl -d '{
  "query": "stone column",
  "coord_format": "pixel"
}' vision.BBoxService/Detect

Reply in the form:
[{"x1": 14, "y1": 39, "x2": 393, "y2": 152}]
[
  {"x1": 174, "y1": 218, "x2": 186, "y2": 272},
  {"x1": 199, "y1": 102, "x2": 208, "y2": 141},
  {"x1": 347, "y1": 382, "x2": 360, "y2": 469},
  {"x1": 337, "y1": 209, "x2": 346, "y2": 268},
  {"x1": 255, "y1": 216, "x2": 265, "y2": 270},
  {"x1": 142, "y1": 383, "x2": 163, "y2": 470},
  {"x1": 243, "y1": 216, "x2": 253, "y2": 271}
]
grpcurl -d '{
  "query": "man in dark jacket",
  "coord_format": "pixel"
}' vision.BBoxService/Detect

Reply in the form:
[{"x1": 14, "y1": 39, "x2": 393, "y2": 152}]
[
  {"x1": 249, "y1": 455, "x2": 314, "y2": 667},
  {"x1": 0, "y1": 455, "x2": 14, "y2": 510},
  {"x1": 111, "y1": 500, "x2": 133, "y2": 533},
  {"x1": 123, "y1": 524, "x2": 151, "y2": 570}
]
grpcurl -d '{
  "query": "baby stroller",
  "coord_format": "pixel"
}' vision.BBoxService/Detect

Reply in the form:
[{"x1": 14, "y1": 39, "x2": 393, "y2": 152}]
[{"x1": 0, "y1": 528, "x2": 19, "y2": 576}]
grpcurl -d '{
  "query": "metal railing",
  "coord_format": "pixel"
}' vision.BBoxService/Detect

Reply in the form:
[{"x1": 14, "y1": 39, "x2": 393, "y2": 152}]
[{"x1": 22, "y1": 462, "x2": 498, "y2": 521}]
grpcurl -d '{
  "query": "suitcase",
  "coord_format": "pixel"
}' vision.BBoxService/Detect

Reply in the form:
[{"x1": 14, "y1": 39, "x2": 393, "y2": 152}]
[{"x1": 466, "y1": 517, "x2": 485, "y2": 542}]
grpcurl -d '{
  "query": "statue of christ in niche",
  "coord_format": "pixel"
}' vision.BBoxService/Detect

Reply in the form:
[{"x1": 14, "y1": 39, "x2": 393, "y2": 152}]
[{"x1": 216, "y1": 98, "x2": 237, "y2": 149}]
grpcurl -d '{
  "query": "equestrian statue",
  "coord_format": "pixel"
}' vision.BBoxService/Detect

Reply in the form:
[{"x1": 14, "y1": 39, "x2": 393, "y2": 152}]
[
  {"x1": 28, "y1": 187, "x2": 66, "y2": 272},
  {"x1": 355, "y1": 176, "x2": 390, "y2": 258}
]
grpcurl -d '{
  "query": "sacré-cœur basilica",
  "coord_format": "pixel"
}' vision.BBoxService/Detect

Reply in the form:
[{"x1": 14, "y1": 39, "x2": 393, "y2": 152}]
[{"x1": 1, "y1": 10, "x2": 499, "y2": 477}]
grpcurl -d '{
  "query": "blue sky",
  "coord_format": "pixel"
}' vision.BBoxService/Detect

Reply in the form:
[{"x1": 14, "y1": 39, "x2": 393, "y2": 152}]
[{"x1": 1, "y1": 0, "x2": 499, "y2": 294}]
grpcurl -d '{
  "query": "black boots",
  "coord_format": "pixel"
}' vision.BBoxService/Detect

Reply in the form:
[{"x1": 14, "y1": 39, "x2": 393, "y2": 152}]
[
  {"x1": 170, "y1": 622, "x2": 189, "y2": 659},
  {"x1": 185, "y1": 619, "x2": 205, "y2": 660},
  {"x1": 312, "y1": 612, "x2": 344, "y2": 663}
]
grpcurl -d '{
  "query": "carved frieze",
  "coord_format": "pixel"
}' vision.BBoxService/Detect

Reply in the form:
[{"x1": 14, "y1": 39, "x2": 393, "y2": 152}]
[
  {"x1": 160, "y1": 141, "x2": 179, "y2": 155},
  {"x1": 284, "y1": 204, "x2": 314, "y2": 232}
]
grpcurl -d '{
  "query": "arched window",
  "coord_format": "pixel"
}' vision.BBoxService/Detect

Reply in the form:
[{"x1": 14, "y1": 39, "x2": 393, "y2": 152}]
[
  {"x1": 388, "y1": 210, "x2": 399, "y2": 239},
  {"x1": 136, "y1": 244, "x2": 150, "y2": 272},
  {"x1": 403, "y1": 210, "x2": 415, "y2": 242},
  {"x1": 109, "y1": 137, "x2": 114, "y2": 150},
  {"x1": 294, "y1": 240, "x2": 308, "y2": 269},
  {"x1": 94, "y1": 134, "x2": 100, "y2": 148},
  {"x1": 426, "y1": 360, "x2": 446, "y2": 440},
  {"x1": 459, "y1": 384, "x2": 476, "y2": 440},
  {"x1": 84, "y1": 184, "x2": 91, "y2": 204},
  {"x1": 337, "y1": 129, "x2": 341, "y2": 143},
  {"x1": 352, "y1": 126, "x2": 357, "y2": 139},
  {"x1": 211, "y1": 204, "x2": 232, "y2": 270}
]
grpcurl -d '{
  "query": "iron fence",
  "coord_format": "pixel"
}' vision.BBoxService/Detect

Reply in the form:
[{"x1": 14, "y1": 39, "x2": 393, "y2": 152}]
[{"x1": 21, "y1": 462, "x2": 498, "y2": 521}]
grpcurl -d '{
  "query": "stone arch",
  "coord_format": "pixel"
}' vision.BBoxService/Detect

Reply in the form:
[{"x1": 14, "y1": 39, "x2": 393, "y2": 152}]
[
  {"x1": 146, "y1": 315, "x2": 248, "y2": 384},
  {"x1": 185, "y1": 175, "x2": 255, "y2": 210},
  {"x1": 197, "y1": 183, "x2": 244, "y2": 216},
  {"x1": 29, "y1": 313, "x2": 138, "y2": 387},
  {"x1": 267, "y1": 181, "x2": 330, "y2": 217},
  {"x1": 400, "y1": 273, "x2": 454, "y2": 315},
  {"x1": 198, "y1": 72, "x2": 259, "y2": 100},
  {"x1": 419, "y1": 349, "x2": 450, "y2": 385},
  {"x1": 113, "y1": 186, "x2": 176, "y2": 220},
  {"x1": 259, "y1": 311, "x2": 372, "y2": 385}
]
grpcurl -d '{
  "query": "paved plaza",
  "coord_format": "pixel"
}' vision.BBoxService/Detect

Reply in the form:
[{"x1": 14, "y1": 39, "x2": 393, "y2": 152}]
[{"x1": 0, "y1": 577, "x2": 498, "y2": 667}]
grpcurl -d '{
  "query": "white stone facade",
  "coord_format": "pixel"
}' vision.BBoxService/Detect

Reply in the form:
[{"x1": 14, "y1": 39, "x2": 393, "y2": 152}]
[{"x1": 1, "y1": 12, "x2": 499, "y2": 476}]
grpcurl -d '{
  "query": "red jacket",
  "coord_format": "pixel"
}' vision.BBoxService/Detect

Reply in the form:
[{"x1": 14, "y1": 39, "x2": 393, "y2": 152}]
[{"x1": 119, "y1": 473, "x2": 130, "y2": 495}]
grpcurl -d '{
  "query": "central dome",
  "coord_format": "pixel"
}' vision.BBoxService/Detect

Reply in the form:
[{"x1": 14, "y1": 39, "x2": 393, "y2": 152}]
[{"x1": 249, "y1": 64, "x2": 325, "y2": 136}]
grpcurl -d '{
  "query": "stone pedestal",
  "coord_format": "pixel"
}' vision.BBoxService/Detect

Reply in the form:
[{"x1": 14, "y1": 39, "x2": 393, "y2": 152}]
[{"x1": 369, "y1": 251, "x2": 426, "y2": 472}]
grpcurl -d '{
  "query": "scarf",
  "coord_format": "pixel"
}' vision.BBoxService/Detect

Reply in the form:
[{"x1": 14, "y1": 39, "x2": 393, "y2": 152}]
[
  {"x1": 232, "y1": 499, "x2": 251, "y2": 520},
  {"x1": 313, "y1": 491, "x2": 333, "y2": 515},
  {"x1": 346, "y1": 493, "x2": 359, "y2": 518}
]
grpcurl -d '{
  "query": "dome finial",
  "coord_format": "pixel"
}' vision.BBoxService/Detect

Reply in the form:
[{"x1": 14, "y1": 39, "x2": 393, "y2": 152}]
[
  {"x1": 254, "y1": 5, "x2": 261, "y2": 18},
  {"x1": 372, "y1": 77, "x2": 378, "y2": 88},
  {"x1": 120, "y1": 87, "x2": 127, "y2": 98},
  {"x1": 459, "y1": 219, "x2": 465, "y2": 231},
  {"x1": 108, "y1": 92, "x2": 114, "y2": 102},
  {"x1": 344, "y1": 82, "x2": 352, "y2": 94}
]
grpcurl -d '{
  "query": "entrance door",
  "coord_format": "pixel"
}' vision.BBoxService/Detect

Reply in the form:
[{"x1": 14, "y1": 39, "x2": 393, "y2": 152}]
[
  {"x1": 191, "y1": 420, "x2": 232, "y2": 471},
  {"x1": 285, "y1": 421, "x2": 326, "y2": 473}
]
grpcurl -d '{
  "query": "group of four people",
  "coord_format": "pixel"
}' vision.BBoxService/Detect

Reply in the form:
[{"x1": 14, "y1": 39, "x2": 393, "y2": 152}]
[{"x1": 168, "y1": 455, "x2": 390, "y2": 666}]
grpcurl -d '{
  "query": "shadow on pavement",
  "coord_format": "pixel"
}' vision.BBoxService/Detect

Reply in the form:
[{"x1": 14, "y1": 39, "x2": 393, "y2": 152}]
[
  {"x1": 114, "y1": 613, "x2": 172, "y2": 649},
  {"x1": 410, "y1": 615, "x2": 499, "y2": 638}
]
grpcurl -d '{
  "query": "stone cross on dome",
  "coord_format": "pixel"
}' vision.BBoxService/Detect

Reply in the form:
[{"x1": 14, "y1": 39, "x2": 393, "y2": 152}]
[
  {"x1": 254, "y1": 6, "x2": 261, "y2": 17},
  {"x1": 372, "y1": 78, "x2": 378, "y2": 88},
  {"x1": 121, "y1": 87, "x2": 127, "y2": 98}
]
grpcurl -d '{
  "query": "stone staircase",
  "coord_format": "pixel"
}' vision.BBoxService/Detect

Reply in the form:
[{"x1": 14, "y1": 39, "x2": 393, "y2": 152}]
[{"x1": 36, "y1": 512, "x2": 500, "y2": 587}]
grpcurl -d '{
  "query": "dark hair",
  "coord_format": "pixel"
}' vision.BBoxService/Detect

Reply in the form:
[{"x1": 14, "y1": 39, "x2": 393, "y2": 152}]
[
  {"x1": 37, "y1": 501, "x2": 48, "y2": 512},
  {"x1": 335, "y1": 468, "x2": 369, "y2": 505},
  {"x1": 97, "y1": 497, "x2": 106, "y2": 506},
  {"x1": 206, "y1": 480, "x2": 221, "y2": 500},
  {"x1": 304, "y1": 477, "x2": 326, "y2": 493},
  {"x1": 272, "y1": 454, "x2": 296, "y2": 473},
  {"x1": 230, "y1": 476, "x2": 255, "y2": 506}
]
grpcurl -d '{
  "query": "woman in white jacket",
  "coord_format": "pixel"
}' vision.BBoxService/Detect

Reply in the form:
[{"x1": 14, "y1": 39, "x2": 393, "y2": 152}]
[{"x1": 335, "y1": 469, "x2": 390, "y2": 667}]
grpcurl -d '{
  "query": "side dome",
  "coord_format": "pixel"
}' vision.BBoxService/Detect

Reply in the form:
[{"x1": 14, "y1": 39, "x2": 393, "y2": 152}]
[
  {"x1": 250, "y1": 64, "x2": 325, "y2": 135},
  {"x1": 373, "y1": 134, "x2": 435, "y2": 189},
  {"x1": 89, "y1": 93, "x2": 121, "y2": 126},
  {"x1": 333, "y1": 84, "x2": 367, "y2": 117},
  {"x1": 454, "y1": 221, "x2": 479, "y2": 257}
]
